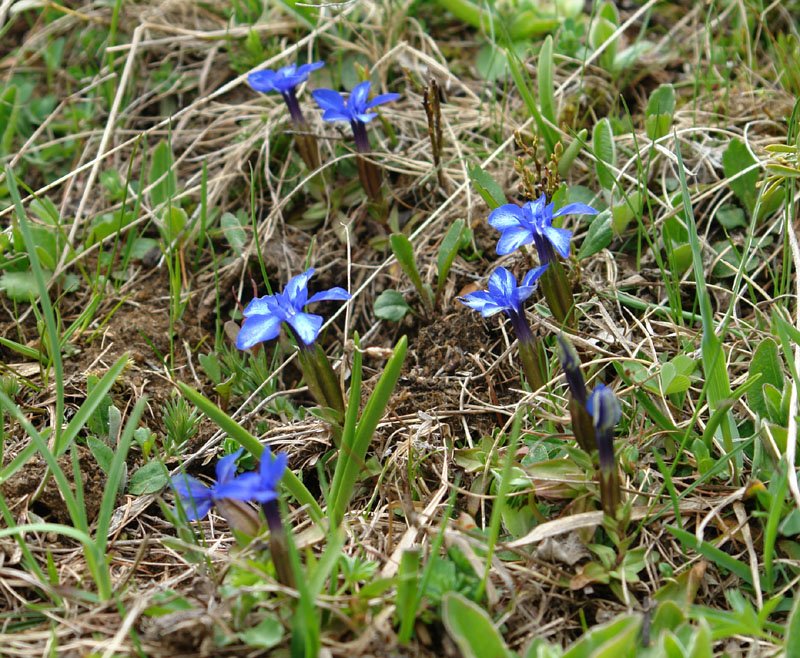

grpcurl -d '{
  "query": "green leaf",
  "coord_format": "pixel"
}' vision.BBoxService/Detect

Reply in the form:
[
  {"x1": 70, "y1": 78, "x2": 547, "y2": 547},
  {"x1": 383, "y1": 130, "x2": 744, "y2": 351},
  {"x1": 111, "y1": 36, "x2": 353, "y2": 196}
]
[
  {"x1": 715, "y1": 205, "x2": 747, "y2": 229},
  {"x1": 442, "y1": 592, "x2": 512, "y2": 658},
  {"x1": 87, "y1": 436, "x2": 114, "y2": 474},
  {"x1": 611, "y1": 190, "x2": 643, "y2": 234},
  {"x1": 374, "y1": 289, "x2": 410, "y2": 321},
  {"x1": 468, "y1": 164, "x2": 507, "y2": 209},
  {"x1": 391, "y1": 234, "x2": 431, "y2": 311},
  {"x1": 396, "y1": 548, "x2": 421, "y2": 643},
  {"x1": 128, "y1": 461, "x2": 169, "y2": 495},
  {"x1": 786, "y1": 592, "x2": 800, "y2": 654},
  {"x1": 646, "y1": 84, "x2": 676, "y2": 119},
  {"x1": 666, "y1": 526, "x2": 753, "y2": 584},
  {"x1": 437, "y1": 219, "x2": 465, "y2": 298},
  {"x1": 220, "y1": 211, "x2": 247, "y2": 255},
  {"x1": 593, "y1": 118, "x2": 616, "y2": 191},
  {"x1": 330, "y1": 335, "x2": 407, "y2": 528},
  {"x1": 130, "y1": 237, "x2": 159, "y2": 260},
  {"x1": 722, "y1": 138, "x2": 758, "y2": 213},
  {"x1": 162, "y1": 204, "x2": 187, "y2": 240},
  {"x1": 748, "y1": 339, "x2": 784, "y2": 421},
  {"x1": 148, "y1": 140, "x2": 178, "y2": 210},
  {"x1": 0, "y1": 85, "x2": 19, "y2": 157},
  {"x1": 577, "y1": 209, "x2": 612, "y2": 260},
  {"x1": 589, "y1": 16, "x2": 618, "y2": 73},
  {"x1": 563, "y1": 614, "x2": 641, "y2": 658},
  {"x1": 538, "y1": 36, "x2": 556, "y2": 126},
  {"x1": 239, "y1": 615, "x2": 283, "y2": 649},
  {"x1": 0, "y1": 270, "x2": 40, "y2": 302}
]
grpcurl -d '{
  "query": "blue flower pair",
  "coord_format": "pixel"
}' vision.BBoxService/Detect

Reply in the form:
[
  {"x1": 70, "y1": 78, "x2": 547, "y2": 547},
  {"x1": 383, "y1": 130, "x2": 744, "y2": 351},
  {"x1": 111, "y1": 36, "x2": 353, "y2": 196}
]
[{"x1": 248, "y1": 61, "x2": 399, "y2": 151}]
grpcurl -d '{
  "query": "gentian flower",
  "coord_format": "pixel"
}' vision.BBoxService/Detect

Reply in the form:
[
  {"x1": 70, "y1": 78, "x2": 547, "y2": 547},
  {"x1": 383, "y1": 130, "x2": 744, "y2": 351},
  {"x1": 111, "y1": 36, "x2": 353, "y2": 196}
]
[
  {"x1": 460, "y1": 266, "x2": 547, "y2": 340},
  {"x1": 587, "y1": 384, "x2": 622, "y2": 442},
  {"x1": 235, "y1": 448, "x2": 293, "y2": 586},
  {"x1": 233, "y1": 447, "x2": 288, "y2": 503},
  {"x1": 460, "y1": 266, "x2": 548, "y2": 389},
  {"x1": 171, "y1": 448, "x2": 256, "y2": 521},
  {"x1": 586, "y1": 384, "x2": 622, "y2": 516},
  {"x1": 312, "y1": 80, "x2": 400, "y2": 152},
  {"x1": 488, "y1": 194, "x2": 598, "y2": 262},
  {"x1": 236, "y1": 268, "x2": 350, "y2": 350},
  {"x1": 312, "y1": 80, "x2": 399, "y2": 201},
  {"x1": 248, "y1": 61, "x2": 324, "y2": 124}
]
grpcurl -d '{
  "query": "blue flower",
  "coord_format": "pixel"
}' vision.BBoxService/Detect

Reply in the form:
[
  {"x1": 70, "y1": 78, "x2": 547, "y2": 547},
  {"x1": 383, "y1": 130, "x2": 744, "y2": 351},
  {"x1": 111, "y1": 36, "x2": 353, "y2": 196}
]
[
  {"x1": 248, "y1": 61, "x2": 324, "y2": 96},
  {"x1": 236, "y1": 268, "x2": 350, "y2": 350},
  {"x1": 488, "y1": 194, "x2": 598, "y2": 261},
  {"x1": 171, "y1": 449, "x2": 257, "y2": 521},
  {"x1": 459, "y1": 265, "x2": 548, "y2": 319},
  {"x1": 586, "y1": 384, "x2": 621, "y2": 433},
  {"x1": 312, "y1": 80, "x2": 400, "y2": 126},
  {"x1": 233, "y1": 448, "x2": 288, "y2": 504},
  {"x1": 248, "y1": 61, "x2": 323, "y2": 124}
]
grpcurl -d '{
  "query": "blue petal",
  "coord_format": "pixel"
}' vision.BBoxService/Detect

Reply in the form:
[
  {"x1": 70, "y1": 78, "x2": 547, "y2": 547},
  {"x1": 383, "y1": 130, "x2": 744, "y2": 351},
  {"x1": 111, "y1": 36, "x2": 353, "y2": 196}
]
[
  {"x1": 283, "y1": 268, "x2": 315, "y2": 305},
  {"x1": 236, "y1": 314, "x2": 282, "y2": 350},
  {"x1": 242, "y1": 295, "x2": 276, "y2": 316},
  {"x1": 354, "y1": 111, "x2": 379, "y2": 123},
  {"x1": 248, "y1": 70, "x2": 277, "y2": 93},
  {"x1": 307, "y1": 287, "x2": 351, "y2": 304},
  {"x1": 521, "y1": 264, "x2": 549, "y2": 288},
  {"x1": 312, "y1": 89, "x2": 350, "y2": 121},
  {"x1": 543, "y1": 225, "x2": 572, "y2": 258},
  {"x1": 587, "y1": 384, "x2": 621, "y2": 430},
  {"x1": 183, "y1": 498, "x2": 214, "y2": 521},
  {"x1": 171, "y1": 474, "x2": 211, "y2": 501},
  {"x1": 296, "y1": 61, "x2": 324, "y2": 77},
  {"x1": 349, "y1": 80, "x2": 372, "y2": 114},
  {"x1": 366, "y1": 92, "x2": 400, "y2": 109},
  {"x1": 259, "y1": 450, "x2": 288, "y2": 489},
  {"x1": 250, "y1": 489, "x2": 279, "y2": 504},
  {"x1": 488, "y1": 267, "x2": 515, "y2": 301},
  {"x1": 496, "y1": 226, "x2": 533, "y2": 255},
  {"x1": 288, "y1": 311, "x2": 323, "y2": 345},
  {"x1": 459, "y1": 290, "x2": 494, "y2": 313},
  {"x1": 214, "y1": 473, "x2": 261, "y2": 501},
  {"x1": 215, "y1": 448, "x2": 243, "y2": 484},
  {"x1": 552, "y1": 202, "x2": 599, "y2": 218},
  {"x1": 488, "y1": 204, "x2": 524, "y2": 230}
]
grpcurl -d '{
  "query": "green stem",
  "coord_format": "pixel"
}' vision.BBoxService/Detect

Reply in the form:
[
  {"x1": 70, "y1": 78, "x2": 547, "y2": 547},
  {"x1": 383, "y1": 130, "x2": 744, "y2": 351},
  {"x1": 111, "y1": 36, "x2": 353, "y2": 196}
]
[{"x1": 540, "y1": 258, "x2": 575, "y2": 327}]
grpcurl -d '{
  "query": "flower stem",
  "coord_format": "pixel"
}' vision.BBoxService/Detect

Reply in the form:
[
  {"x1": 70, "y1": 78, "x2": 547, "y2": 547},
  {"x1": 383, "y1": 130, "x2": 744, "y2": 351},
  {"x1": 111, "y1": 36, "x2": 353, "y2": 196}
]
[
  {"x1": 262, "y1": 500, "x2": 294, "y2": 588},
  {"x1": 351, "y1": 120, "x2": 383, "y2": 202},
  {"x1": 293, "y1": 123, "x2": 321, "y2": 172},
  {"x1": 597, "y1": 429, "x2": 621, "y2": 518},
  {"x1": 511, "y1": 312, "x2": 546, "y2": 391},
  {"x1": 540, "y1": 257, "x2": 575, "y2": 327}
]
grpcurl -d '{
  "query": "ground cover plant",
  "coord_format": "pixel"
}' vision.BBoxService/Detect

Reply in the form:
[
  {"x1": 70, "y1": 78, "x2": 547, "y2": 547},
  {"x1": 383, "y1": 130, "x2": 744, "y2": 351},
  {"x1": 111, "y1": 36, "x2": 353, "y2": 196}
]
[{"x1": 2, "y1": 0, "x2": 800, "y2": 655}]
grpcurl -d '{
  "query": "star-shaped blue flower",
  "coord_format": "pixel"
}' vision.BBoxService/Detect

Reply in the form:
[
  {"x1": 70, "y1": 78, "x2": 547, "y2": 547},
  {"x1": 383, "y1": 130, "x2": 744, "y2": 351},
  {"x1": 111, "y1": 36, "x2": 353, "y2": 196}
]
[
  {"x1": 233, "y1": 448, "x2": 288, "y2": 504},
  {"x1": 248, "y1": 61, "x2": 324, "y2": 96},
  {"x1": 248, "y1": 61, "x2": 324, "y2": 124},
  {"x1": 171, "y1": 449, "x2": 257, "y2": 521},
  {"x1": 236, "y1": 268, "x2": 351, "y2": 350},
  {"x1": 488, "y1": 194, "x2": 598, "y2": 261},
  {"x1": 459, "y1": 265, "x2": 548, "y2": 319},
  {"x1": 312, "y1": 80, "x2": 400, "y2": 126}
]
